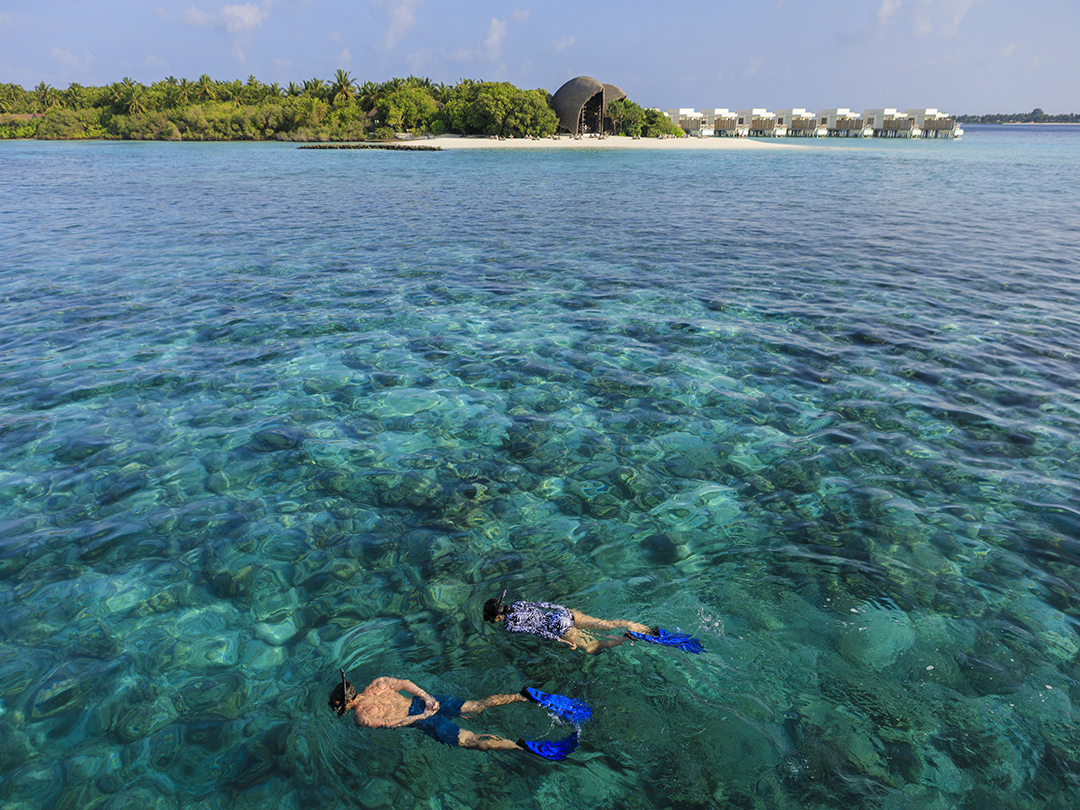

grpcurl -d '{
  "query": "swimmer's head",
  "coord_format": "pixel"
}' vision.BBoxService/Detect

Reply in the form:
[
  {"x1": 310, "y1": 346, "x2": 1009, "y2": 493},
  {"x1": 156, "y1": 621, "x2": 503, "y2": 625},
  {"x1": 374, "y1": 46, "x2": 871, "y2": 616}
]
[
  {"x1": 329, "y1": 668, "x2": 357, "y2": 717},
  {"x1": 483, "y1": 589, "x2": 508, "y2": 622}
]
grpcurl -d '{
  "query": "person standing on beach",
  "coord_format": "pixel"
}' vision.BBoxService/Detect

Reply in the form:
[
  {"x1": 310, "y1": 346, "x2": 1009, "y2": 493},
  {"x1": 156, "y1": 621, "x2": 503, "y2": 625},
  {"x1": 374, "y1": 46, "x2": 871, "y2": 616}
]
[{"x1": 482, "y1": 591, "x2": 652, "y2": 654}]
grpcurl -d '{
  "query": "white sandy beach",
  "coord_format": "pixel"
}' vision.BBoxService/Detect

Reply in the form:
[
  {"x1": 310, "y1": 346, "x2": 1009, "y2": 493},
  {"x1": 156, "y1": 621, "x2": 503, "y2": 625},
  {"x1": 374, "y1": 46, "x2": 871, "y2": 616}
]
[{"x1": 427, "y1": 134, "x2": 799, "y2": 150}]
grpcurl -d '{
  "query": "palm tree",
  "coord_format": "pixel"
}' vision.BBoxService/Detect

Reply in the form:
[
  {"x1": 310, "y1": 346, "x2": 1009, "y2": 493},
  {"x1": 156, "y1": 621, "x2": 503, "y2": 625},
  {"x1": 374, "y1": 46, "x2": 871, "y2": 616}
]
[
  {"x1": 177, "y1": 78, "x2": 192, "y2": 106},
  {"x1": 330, "y1": 69, "x2": 356, "y2": 105},
  {"x1": 127, "y1": 90, "x2": 148, "y2": 115},
  {"x1": 295, "y1": 95, "x2": 328, "y2": 127},
  {"x1": 104, "y1": 77, "x2": 144, "y2": 114},
  {"x1": 194, "y1": 74, "x2": 216, "y2": 102},
  {"x1": 431, "y1": 82, "x2": 452, "y2": 104},
  {"x1": 35, "y1": 81, "x2": 60, "y2": 112},
  {"x1": 164, "y1": 84, "x2": 184, "y2": 110},
  {"x1": 302, "y1": 77, "x2": 326, "y2": 99},
  {"x1": 286, "y1": 82, "x2": 301, "y2": 97},
  {"x1": 0, "y1": 84, "x2": 18, "y2": 113},
  {"x1": 223, "y1": 79, "x2": 245, "y2": 108},
  {"x1": 63, "y1": 82, "x2": 89, "y2": 110},
  {"x1": 245, "y1": 74, "x2": 264, "y2": 103},
  {"x1": 357, "y1": 81, "x2": 379, "y2": 112},
  {"x1": 111, "y1": 78, "x2": 147, "y2": 115},
  {"x1": 267, "y1": 82, "x2": 283, "y2": 100}
]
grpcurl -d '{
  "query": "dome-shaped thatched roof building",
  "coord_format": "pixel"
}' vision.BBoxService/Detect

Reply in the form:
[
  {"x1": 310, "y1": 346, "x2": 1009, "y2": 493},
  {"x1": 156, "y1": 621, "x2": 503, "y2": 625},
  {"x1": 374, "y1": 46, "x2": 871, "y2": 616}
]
[{"x1": 551, "y1": 76, "x2": 627, "y2": 135}]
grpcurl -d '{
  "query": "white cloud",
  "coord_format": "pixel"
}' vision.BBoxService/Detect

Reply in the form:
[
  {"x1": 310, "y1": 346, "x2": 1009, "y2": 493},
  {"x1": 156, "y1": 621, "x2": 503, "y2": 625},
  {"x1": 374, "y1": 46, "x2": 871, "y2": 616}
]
[
  {"x1": 553, "y1": 36, "x2": 575, "y2": 53},
  {"x1": 875, "y1": 0, "x2": 981, "y2": 38},
  {"x1": 51, "y1": 48, "x2": 81, "y2": 69},
  {"x1": 406, "y1": 48, "x2": 433, "y2": 75},
  {"x1": 50, "y1": 47, "x2": 94, "y2": 73},
  {"x1": 371, "y1": 0, "x2": 421, "y2": 50},
  {"x1": 0, "y1": 12, "x2": 11, "y2": 31},
  {"x1": 329, "y1": 31, "x2": 343, "y2": 44},
  {"x1": 484, "y1": 18, "x2": 507, "y2": 56},
  {"x1": 452, "y1": 14, "x2": 526, "y2": 64},
  {"x1": 180, "y1": 3, "x2": 269, "y2": 33},
  {"x1": 337, "y1": 48, "x2": 352, "y2": 65},
  {"x1": 877, "y1": 0, "x2": 901, "y2": 27},
  {"x1": 222, "y1": 3, "x2": 268, "y2": 33},
  {"x1": 181, "y1": 6, "x2": 212, "y2": 26},
  {"x1": 914, "y1": 0, "x2": 983, "y2": 38},
  {"x1": 173, "y1": 3, "x2": 269, "y2": 64},
  {"x1": 512, "y1": 8, "x2": 531, "y2": 23},
  {"x1": 1000, "y1": 42, "x2": 1015, "y2": 58},
  {"x1": 144, "y1": 54, "x2": 169, "y2": 71}
]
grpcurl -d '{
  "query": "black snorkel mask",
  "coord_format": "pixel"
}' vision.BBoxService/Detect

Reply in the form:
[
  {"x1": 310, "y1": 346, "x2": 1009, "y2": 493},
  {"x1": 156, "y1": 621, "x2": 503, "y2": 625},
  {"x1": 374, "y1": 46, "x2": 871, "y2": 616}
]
[
  {"x1": 330, "y1": 667, "x2": 356, "y2": 717},
  {"x1": 483, "y1": 589, "x2": 508, "y2": 623}
]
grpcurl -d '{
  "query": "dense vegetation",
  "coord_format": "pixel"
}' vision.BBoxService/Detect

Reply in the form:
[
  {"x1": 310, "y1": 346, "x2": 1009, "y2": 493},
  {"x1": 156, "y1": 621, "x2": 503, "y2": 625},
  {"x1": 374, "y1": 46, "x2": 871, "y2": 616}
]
[
  {"x1": 0, "y1": 73, "x2": 681, "y2": 141},
  {"x1": 605, "y1": 98, "x2": 683, "y2": 138},
  {"x1": 956, "y1": 108, "x2": 1080, "y2": 124}
]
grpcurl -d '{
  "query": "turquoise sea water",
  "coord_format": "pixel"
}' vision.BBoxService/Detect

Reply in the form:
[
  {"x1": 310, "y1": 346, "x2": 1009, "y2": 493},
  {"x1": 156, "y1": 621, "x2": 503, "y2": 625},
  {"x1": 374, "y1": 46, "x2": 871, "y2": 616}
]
[{"x1": 2, "y1": 125, "x2": 1080, "y2": 809}]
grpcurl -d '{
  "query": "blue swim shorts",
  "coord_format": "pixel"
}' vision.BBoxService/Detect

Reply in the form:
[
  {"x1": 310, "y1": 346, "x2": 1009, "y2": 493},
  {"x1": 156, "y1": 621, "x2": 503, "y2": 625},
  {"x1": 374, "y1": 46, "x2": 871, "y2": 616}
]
[{"x1": 408, "y1": 694, "x2": 466, "y2": 748}]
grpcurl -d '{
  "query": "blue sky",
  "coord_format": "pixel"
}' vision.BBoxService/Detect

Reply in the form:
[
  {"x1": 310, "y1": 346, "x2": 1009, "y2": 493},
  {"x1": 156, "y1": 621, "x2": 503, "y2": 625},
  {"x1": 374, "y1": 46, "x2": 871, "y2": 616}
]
[{"x1": 1, "y1": 0, "x2": 1077, "y2": 113}]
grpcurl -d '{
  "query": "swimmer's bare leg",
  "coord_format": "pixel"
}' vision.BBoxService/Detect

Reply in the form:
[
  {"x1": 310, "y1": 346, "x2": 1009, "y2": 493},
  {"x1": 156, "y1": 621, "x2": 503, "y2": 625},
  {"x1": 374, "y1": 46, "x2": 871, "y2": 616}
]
[
  {"x1": 460, "y1": 692, "x2": 527, "y2": 719},
  {"x1": 571, "y1": 610, "x2": 651, "y2": 635},
  {"x1": 458, "y1": 729, "x2": 525, "y2": 751},
  {"x1": 562, "y1": 627, "x2": 624, "y2": 654}
]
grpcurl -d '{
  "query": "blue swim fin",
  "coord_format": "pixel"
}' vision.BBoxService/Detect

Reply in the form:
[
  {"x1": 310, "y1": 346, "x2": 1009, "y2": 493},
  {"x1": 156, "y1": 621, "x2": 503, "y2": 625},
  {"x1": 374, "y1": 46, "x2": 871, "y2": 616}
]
[
  {"x1": 521, "y1": 687, "x2": 593, "y2": 724},
  {"x1": 518, "y1": 731, "x2": 579, "y2": 761},
  {"x1": 625, "y1": 627, "x2": 704, "y2": 654}
]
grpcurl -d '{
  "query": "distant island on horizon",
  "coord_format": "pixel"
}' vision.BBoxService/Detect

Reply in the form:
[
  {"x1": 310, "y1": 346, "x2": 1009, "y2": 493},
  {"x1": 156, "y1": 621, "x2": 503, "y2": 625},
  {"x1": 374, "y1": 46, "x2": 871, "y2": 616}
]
[{"x1": 956, "y1": 109, "x2": 1080, "y2": 124}]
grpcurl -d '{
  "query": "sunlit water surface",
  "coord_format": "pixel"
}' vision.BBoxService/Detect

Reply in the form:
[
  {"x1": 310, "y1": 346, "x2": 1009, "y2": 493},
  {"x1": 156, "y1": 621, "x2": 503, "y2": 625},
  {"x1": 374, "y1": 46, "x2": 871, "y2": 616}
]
[{"x1": 2, "y1": 126, "x2": 1080, "y2": 809}]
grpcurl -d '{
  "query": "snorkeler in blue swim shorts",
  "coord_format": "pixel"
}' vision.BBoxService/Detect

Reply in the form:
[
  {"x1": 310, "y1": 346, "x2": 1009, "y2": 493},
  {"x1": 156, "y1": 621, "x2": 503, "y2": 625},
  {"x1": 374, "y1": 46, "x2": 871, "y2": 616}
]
[{"x1": 329, "y1": 670, "x2": 587, "y2": 761}]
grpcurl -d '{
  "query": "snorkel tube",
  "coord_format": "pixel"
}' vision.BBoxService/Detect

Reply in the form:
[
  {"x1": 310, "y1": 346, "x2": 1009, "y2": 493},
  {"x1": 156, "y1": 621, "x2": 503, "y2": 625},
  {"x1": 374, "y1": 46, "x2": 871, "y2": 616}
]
[
  {"x1": 483, "y1": 589, "x2": 508, "y2": 622},
  {"x1": 330, "y1": 667, "x2": 357, "y2": 717}
]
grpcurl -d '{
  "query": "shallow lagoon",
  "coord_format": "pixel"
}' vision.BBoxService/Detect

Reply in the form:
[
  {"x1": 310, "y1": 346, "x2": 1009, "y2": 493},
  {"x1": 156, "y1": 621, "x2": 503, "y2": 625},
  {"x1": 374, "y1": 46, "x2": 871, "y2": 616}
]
[{"x1": 2, "y1": 127, "x2": 1080, "y2": 809}]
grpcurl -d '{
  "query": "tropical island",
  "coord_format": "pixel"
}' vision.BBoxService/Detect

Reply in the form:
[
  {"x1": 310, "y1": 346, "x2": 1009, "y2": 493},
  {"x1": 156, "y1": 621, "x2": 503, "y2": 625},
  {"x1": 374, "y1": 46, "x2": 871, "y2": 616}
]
[
  {"x1": 956, "y1": 109, "x2": 1080, "y2": 124},
  {"x1": 0, "y1": 72, "x2": 683, "y2": 142}
]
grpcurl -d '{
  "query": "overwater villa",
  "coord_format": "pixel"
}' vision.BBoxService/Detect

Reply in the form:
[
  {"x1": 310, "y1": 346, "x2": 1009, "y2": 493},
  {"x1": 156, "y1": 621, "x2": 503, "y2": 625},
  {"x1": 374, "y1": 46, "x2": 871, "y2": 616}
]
[
  {"x1": 737, "y1": 109, "x2": 783, "y2": 137},
  {"x1": 664, "y1": 106, "x2": 963, "y2": 139},
  {"x1": 818, "y1": 109, "x2": 873, "y2": 137},
  {"x1": 775, "y1": 109, "x2": 827, "y2": 137}
]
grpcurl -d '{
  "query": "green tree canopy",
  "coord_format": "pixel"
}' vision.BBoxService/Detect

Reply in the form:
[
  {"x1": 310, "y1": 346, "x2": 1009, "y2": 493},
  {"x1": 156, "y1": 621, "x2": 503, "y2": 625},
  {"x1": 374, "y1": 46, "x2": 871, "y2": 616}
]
[
  {"x1": 375, "y1": 87, "x2": 439, "y2": 132},
  {"x1": 437, "y1": 81, "x2": 556, "y2": 137},
  {"x1": 1, "y1": 73, "x2": 575, "y2": 141}
]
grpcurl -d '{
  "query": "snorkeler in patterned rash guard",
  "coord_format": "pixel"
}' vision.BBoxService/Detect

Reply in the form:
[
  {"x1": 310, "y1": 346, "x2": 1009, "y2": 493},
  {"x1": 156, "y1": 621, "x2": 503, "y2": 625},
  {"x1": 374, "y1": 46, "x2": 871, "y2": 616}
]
[{"x1": 483, "y1": 591, "x2": 652, "y2": 654}]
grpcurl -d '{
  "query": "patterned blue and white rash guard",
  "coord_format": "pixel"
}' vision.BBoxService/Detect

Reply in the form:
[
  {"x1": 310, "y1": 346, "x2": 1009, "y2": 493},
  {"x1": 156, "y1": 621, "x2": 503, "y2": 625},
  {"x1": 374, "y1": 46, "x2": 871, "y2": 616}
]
[{"x1": 503, "y1": 600, "x2": 574, "y2": 641}]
